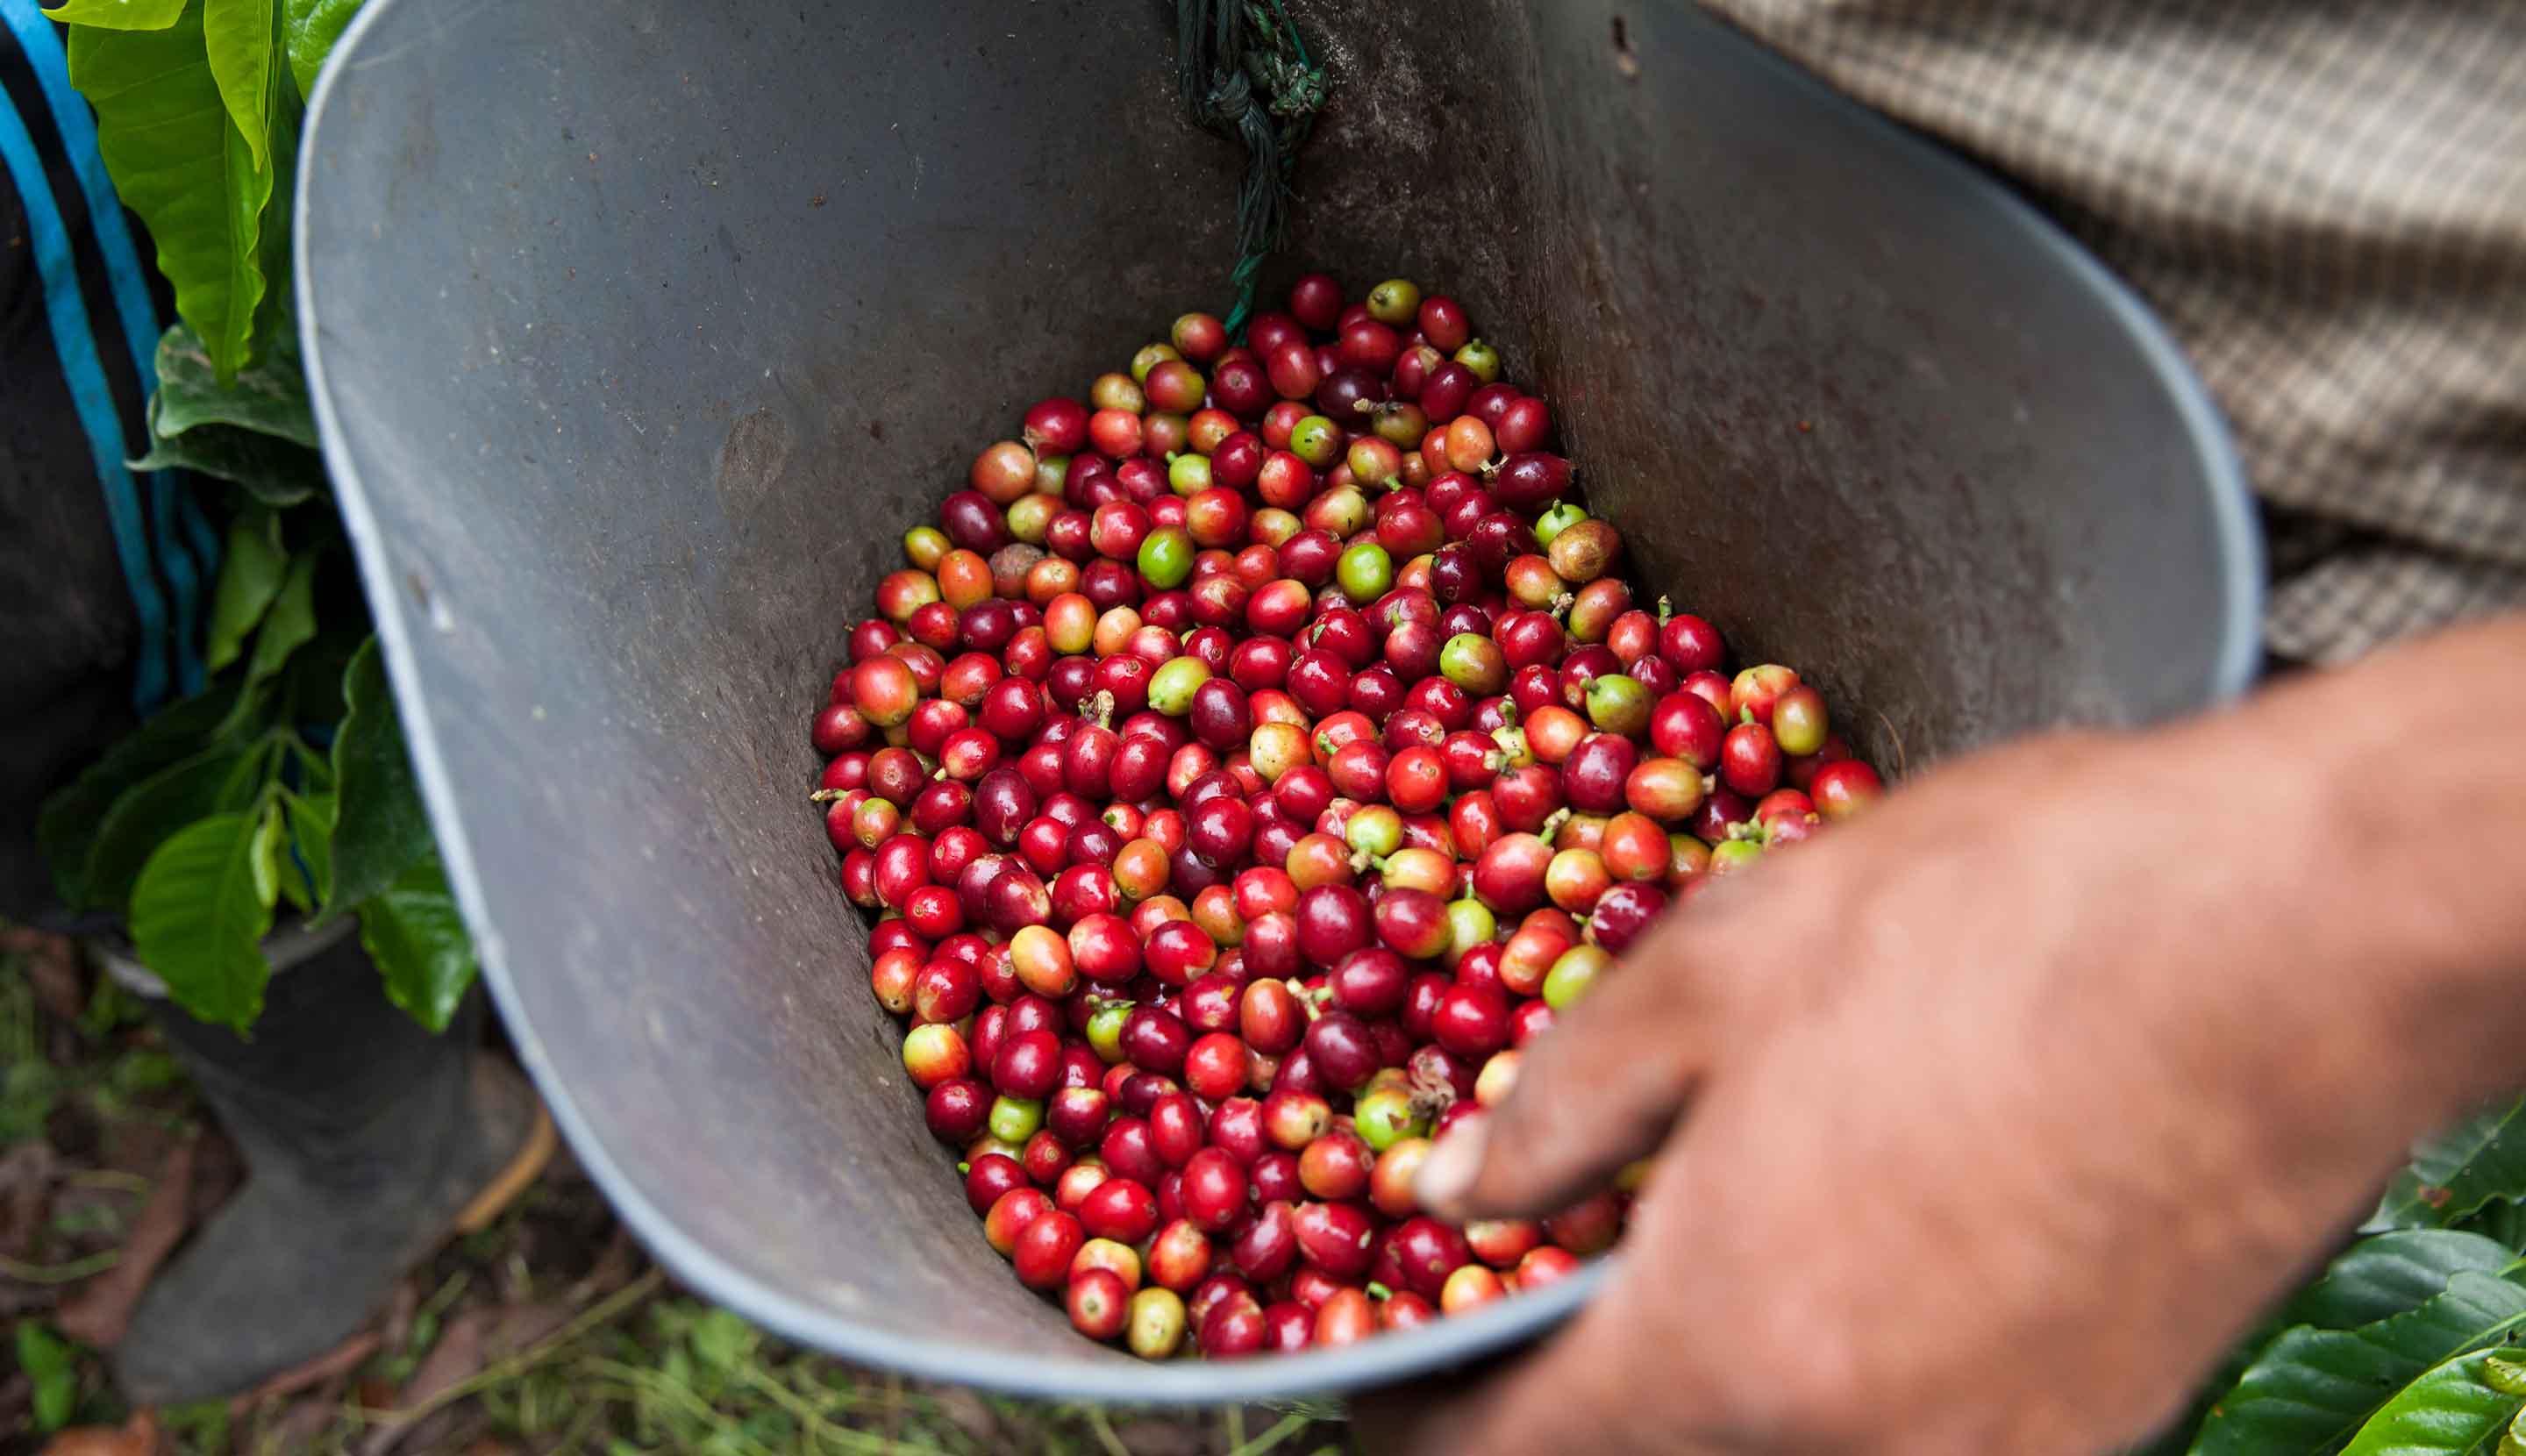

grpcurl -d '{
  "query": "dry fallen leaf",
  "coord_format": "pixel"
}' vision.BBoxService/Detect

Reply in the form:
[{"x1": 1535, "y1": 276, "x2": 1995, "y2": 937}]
[
  {"x1": 568, "y1": 1225, "x2": 639, "y2": 1302},
  {"x1": 237, "y1": 1329, "x2": 381, "y2": 1408},
  {"x1": 483, "y1": 1303, "x2": 573, "y2": 1355},
  {"x1": 379, "y1": 1277, "x2": 422, "y2": 1356},
  {"x1": 54, "y1": 1136, "x2": 196, "y2": 1349},
  {"x1": 37, "y1": 1410, "x2": 159, "y2": 1456},
  {"x1": 357, "y1": 1301, "x2": 564, "y2": 1456},
  {"x1": 265, "y1": 1395, "x2": 345, "y2": 1453},
  {"x1": 358, "y1": 1307, "x2": 487, "y2": 1456},
  {"x1": 390, "y1": 1306, "x2": 490, "y2": 1405},
  {"x1": 0, "y1": 1140, "x2": 55, "y2": 1260}
]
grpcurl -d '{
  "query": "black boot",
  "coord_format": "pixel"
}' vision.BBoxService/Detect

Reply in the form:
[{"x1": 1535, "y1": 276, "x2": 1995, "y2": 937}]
[{"x1": 104, "y1": 919, "x2": 547, "y2": 1406}]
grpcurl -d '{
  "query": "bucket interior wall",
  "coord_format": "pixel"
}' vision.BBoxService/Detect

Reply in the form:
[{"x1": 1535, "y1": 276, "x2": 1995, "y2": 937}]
[{"x1": 298, "y1": 0, "x2": 2256, "y2": 1401}]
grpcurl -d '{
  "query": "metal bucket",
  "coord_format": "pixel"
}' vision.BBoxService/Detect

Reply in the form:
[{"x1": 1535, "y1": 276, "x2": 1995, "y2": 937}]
[{"x1": 295, "y1": 0, "x2": 2260, "y2": 1402}]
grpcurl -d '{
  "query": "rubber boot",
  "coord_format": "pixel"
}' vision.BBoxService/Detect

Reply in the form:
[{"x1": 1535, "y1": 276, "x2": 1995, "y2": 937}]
[{"x1": 105, "y1": 919, "x2": 548, "y2": 1406}]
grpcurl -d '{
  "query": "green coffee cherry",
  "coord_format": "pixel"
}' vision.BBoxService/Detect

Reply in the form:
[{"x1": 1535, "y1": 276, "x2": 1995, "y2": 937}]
[
  {"x1": 1338, "y1": 540, "x2": 1395, "y2": 601},
  {"x1": 1440, "y1": 632, "x2": 1508, "y2": 695},
  {"x1": 1354, "y1": 1086, "x2": 1430, "y2": 1151},
  {"x1": 1708, "y1": 839, "x2": 1765, "y2": 876},
  {"x1": 1148, "y1": 656, "x2": 1212, "y2": 715},
  {"x1": 1289, "y1": 414, "x2": 1345, "y2": 468},
  {"x1": 1086, "y1": 1002, "x2": 1132, "y2": 1063},
  {"x1": 1534, "y1": 502, "x2": 1588, "y2": 547},
  {"x1": 1444, "y1": 898, "x2": 1497, "y2": 966},
  {"x1": 1345, "y1": 805, "x2": 1403, "y2": 860},
  {"x1": 1584, "y1": 674, "x2": 1652, "y2": 736},
  {"x1": 1136, "y1": 526, "x2": 1194, "y2": 589},
  {"x1": 1167, "y1": 453, "x2": 1212, "y2": 496},
  {"x1": 988, "y1": 1096, "x2": 1044, "y2": 1144},
  {"x1": 1542, "y1": 945, "x2": 1611, "y2": 1010},
  {"x1": 1366, "y1": 278, "x2": 1421, "y2": 325}
]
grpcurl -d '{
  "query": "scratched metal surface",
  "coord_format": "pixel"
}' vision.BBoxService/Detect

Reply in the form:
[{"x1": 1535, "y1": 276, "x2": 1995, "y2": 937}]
[{"x1": 296, "y1": 0, "x2": 2257, "y2": 1402}]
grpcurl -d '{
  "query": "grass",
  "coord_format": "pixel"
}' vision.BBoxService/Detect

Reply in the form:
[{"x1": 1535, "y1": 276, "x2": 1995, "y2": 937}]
[
  {"x1": 2, "y1": 939, "x2": 1355, "y2": 1455},
  {"x1": 142, "y1": 1272, "x2": 1346, "y2": 1455}
]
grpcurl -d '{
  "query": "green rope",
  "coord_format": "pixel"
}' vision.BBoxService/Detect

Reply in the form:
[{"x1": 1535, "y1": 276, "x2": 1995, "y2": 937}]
[{"x1": 1175, "y1": 0, "x2": 1331, "y2": 340}]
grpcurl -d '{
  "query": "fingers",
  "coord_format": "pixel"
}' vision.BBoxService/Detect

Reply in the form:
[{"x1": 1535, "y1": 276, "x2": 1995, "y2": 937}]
[
  {"x1": 1417, "y1": 910, "x2": 1721, "y2": 1221},
  {"x1": 1352, "y1": 1253, "x2": 1730, "y2": 1456},
  {"x1": 1351, "y1": 1349, "x2": 1535, "y2": 1456},
  {"x1": 1352, "y1": 1300, "x2": 1647, "y2": 1456}
]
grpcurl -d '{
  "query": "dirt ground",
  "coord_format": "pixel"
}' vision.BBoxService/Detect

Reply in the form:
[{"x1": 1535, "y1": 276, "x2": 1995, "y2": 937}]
[{"x1": 1, "y1": 931, "x2": 1353, "y2": 1456}]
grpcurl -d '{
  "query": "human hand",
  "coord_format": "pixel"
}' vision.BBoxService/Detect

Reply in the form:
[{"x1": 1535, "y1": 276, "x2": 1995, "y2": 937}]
[{"x1": 1359, "y1": 703, "x2": 2509, "y2": 1455}]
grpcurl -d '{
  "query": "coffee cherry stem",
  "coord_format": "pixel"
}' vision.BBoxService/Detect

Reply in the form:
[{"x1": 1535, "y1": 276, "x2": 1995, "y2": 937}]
[{"x1": 1405, "y1": 1061, "x2": 1459, "y2": 1116}]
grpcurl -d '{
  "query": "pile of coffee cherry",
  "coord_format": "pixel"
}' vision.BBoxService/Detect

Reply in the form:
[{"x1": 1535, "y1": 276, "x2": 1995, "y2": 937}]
[{"x1": 809, "y1": 273, "x2": 1886, "y2": 1361}]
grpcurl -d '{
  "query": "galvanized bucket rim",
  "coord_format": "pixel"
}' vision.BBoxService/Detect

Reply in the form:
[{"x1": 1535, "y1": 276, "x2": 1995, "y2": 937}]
[{"x1": 296, "y1": 0, "x2": 2260, "y2": 1404}]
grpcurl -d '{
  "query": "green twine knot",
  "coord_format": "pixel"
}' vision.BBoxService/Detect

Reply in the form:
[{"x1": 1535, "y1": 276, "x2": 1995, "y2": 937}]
[
  {"x1": 1175, "y1": 0, "x2": 1329, "y2": 340},
  {"x1": 1207, "y1": 68, "x2": 1255, "y2": 123}
]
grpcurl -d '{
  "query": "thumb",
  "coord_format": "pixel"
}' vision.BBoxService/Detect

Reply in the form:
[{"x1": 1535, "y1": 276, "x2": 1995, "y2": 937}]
[{"x1": 1416, "y1": 917, "x2": 1727, "y2": 1220}]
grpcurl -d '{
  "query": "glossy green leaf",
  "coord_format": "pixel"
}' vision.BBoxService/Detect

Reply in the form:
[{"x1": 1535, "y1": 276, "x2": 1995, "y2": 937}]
[
  {"x1": 15, "y1": 1320, "x2": 75, "y2": 1431},
  {"x1": 40, "y1": 0, "x2": 185, "y2": 27},
  {"x1": 18, "y1": 1327, "x2": 73, "y2": 1430},
  {"x1": 2374, "y1": 1098, "x2": 2526, "y2": 1233},
  {"x1": 2130, "y1": 1317, "x2": 2290, "y2": 1456},
  {"x1": 206, "y1": 505, "x2": 284, "y2": 672},
  {"x1": 241, "y1": 550, "x2": 318, "y2": 691},
  {"x1": 2192, "y1": 1273, "x2": 2526, "y2": 1456},
  {"x1": 68, "y1": 4, "x2": 276, "y2": 382},
  {"x1": 280, "y1": 624, "x2": 362, "y2": 732},
  {"x1": 150, "y1": 318, "x2": 316, "y2": 447},
  {"x1": 76, "y1": 743, "x2": 265, "y2": 912},
  {"x1": 325, "y1": 637, "x2": 432, "y2": 917},
  {"x1": 251, "y1": 67, "x2": 300, "y2": 358},
  {"x1": 2467, "y1": 1203, "x2": 2526, "y2": 1255},
  {"x1": 359, "y1": 856, "x2": 476, "y2": 1032},
  {"x1": 2289, "y1": 1234, "x2": 2526, "y2": 1331},
  {"x1": 37, "y1": 679, "x2": 250, "y2": 903},
  {"x1": 129, "y1": 808, "x2": 281, "y2": 1031},
  {"x1": 286, "y1": 736, "x2": 334, "y2": 790},
  {"x1": 2341, "y1": 1347, "x2": 2526, "y2": 1456},
  {"x1": 282, "y1": 789, "x2": 335, "y2": 907},
  {"x1": 202, "y1": 0, "x2": 278, "y2": 173},
  {"x1": 282, "y1": 0, "x2": 362, "y2": 99},
  {"x1": 130, "y1": 400, "x2": 324, "y2": 506}
]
